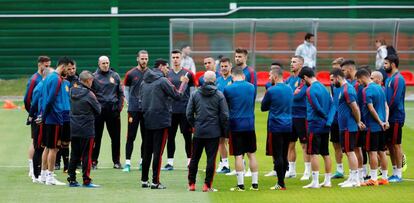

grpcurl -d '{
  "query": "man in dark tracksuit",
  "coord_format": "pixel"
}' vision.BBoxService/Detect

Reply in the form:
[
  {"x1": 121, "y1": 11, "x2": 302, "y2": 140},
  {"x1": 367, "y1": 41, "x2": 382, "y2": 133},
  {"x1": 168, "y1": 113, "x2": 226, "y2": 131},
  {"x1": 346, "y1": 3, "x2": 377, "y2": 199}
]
[
  {"x1": 187, "y1": 71, "x2": 229, "y2": 192},
  {"x1": 67, "y1": 70, "x2": 101, "y2": 188},
  {"x1": 91, "y1": 56, "x2": 124, "y2": 169},
  {"x1": 123, "y1": 50, "x2": 149, "y2": 172},
  {"x1": 164, "y1": 50, "x2": 195, "y2": 170},
  {"x1": 140, "y1": 58, "x2": 188, "y2": 189}
]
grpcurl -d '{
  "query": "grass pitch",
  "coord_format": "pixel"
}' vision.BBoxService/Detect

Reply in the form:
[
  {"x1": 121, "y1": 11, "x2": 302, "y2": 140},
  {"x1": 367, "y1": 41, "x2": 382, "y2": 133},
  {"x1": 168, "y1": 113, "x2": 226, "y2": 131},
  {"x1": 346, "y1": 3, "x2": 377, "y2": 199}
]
[{"x1": 0, "y1": 102, "x2": 413, "y2": 203}]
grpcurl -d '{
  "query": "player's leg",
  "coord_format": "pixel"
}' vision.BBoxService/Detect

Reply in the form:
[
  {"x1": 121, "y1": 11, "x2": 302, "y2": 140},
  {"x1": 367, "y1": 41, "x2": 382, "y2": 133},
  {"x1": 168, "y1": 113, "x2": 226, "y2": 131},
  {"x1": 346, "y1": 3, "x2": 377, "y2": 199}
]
[
  {"x1": 67, "y1": 137, "x2": 81, "y2": 187},
  {"x1": 151, "y1": 128, "x2": 168, "y2": 189},
  {"x1": 188, "y1": 137, "x2": 204, "y2": 190},
  {"x1": 303, "y1": 132, "x2": 321, "y2": 188},
  {"x1": 320, "y1": 133, "x2": 332, "y2": 187},
  {"x1": 141, "y1": 129, "x2": 153, "y2": 187},
  {"x1": 179, "y1": 113, "x2": 193, "y2": 166},
  {"x1": 106, "y1": 111, "x2": 122, "y2": 168},
  {"x1": 204, "y1": 137, "x2": 219, "y2": 191},
  {"x1": 92, "y1": 113, "x2": 105, "y2": 169},
  {"x1": 124, "y1": 111, "x2": 139, "y2": 171},
  {"x1": 164, "y1": 114, "x2": 179, "y2": 170}
]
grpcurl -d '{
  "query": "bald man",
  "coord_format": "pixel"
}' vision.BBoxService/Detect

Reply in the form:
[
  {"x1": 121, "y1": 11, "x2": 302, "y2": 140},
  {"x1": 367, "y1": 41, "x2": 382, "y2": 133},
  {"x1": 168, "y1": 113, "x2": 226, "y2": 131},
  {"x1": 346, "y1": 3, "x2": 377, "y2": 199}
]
[
  {"x1": 91, "y1": 56, "x2": 124, "y2": 169},
  {"x1": 371, "y1": 71, "x2": 384, "y2": 86},
  {"x1": 186, "y1": 71, "x2": 229, "y2": 192}
]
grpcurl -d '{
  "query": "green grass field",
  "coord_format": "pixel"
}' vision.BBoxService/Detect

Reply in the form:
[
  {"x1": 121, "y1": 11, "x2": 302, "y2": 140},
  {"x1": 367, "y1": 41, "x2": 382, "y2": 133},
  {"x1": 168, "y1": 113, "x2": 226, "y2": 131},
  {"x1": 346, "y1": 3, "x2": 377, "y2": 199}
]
[{"x1": 0, "y1": 102, "x2": 413, "y2": 203}]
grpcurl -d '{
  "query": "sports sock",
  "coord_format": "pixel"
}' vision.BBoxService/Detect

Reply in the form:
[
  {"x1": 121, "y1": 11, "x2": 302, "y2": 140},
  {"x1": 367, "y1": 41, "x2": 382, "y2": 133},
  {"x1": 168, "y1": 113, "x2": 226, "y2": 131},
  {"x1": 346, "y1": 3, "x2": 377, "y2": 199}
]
[
  {"x1": 337, "y1": 163, "x2": 344, "y2": 174},
  {"x1": 139, "y1": 158, "x2": 142, "y2": 165},
  {"x1": 222, "y1": 158, "x2": 229, "y2": 167},
  {"x1": 362, "y1": 164, "x2": 368, "y2": 177},
  {"x1": 358, "y1": 168, "x2": 363, "y2": 180},
  {"x1": 381, "y1": 169, "x2": 388, "y2": 180},
  {"x1": 28, "y1": 159, "x2": 33, "y2": 174},
  {"x1": 396, "y1": 168, "x2": 402, "y2": 178},
  {"x1": 251, "y1": 172, "x2": 258, "y2": 184},
  {"x1": 289, "y1": 162, "x2": 296, "y2": 174},
  {"x1": 392, "y1": 165, "x2": 397, "y2": 176},
  {"x1": 350, "y1": 170, "x2": 358, "y2": 182},
  {"x1": 125, "y1": 160, "x2": 131, "y2": 165},
  {"x1": 312, "y1": 171, "x2": 319, "y2": 184},
  {"x1": 370, "y1": 169, "x2": 378, "y2": 181},
  {"x1": 304, "y1": 162, "x2": 311, "y2": 174},
  {"x1": 187, "y1": 158, "x2": 191, "y2": 166},
  {"x1": 167, "y1": 158, "x2": 174, "y2": 166},
  {"x1": 324, "y1": 173, "x2": 331, "y2": 184},
  {"x1": 236, "y1": 171, "x2": 244, "y2": 185}
]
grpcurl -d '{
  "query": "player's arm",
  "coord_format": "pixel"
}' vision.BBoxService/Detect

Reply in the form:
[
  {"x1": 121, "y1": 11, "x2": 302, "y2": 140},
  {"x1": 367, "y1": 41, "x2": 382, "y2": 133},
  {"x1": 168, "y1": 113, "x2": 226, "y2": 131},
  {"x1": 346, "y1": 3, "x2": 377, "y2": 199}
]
[
  {"x1": 388, "y1": 77, "x2": 405, "y2": 110},
  {"x1": 218, "y1": 93, "x2": 229, "y2": 130},
  {"x1": 326, "y1": 97, "x2": 336, "y2": 127},
  {"x1": 185, "y1": 92, "x2": 196, "y2": 127},
  {"x1": 188, "y1": 71, "x2": 196, "y2": 94},
  {"x1": 307, "y1": 88, "x2": 328, "y2": 119},
  {"x1": 23, "y1": 78, "x2": 33, "y2": 112},
  {"x1": 293, "y1": 83, "x2": 307, "y2": 101},
  {"x1": 385, "y1": 101, "x2": 390, "y2": 129},
  {"x1": 88, "y1": 91, "x2": 102, "y2": 116},
  {"x1": 115, "y1": 74, "x2": 124, "y2": 111},
  {"x1": 349, "y1": 102, "x2": 365, "y2": 130},
  {"x1": 260, "y1": 90, "x2": 271, "y2": 112},
  {"x1": 161, "y1": 77, "x2": 188, "y2": 100},
  {"x1": 123, "y1": 71, "x2": 131, "y2": 105}
]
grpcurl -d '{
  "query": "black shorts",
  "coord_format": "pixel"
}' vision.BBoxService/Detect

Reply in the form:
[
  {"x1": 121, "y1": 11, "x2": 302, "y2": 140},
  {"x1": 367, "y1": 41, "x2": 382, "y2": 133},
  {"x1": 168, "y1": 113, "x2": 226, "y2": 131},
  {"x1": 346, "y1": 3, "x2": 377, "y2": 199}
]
[
  {"x1": 385, "y1": 122, "x2": 403, "y2": 145},
  {"x1": 355, "y1": 130, "x2": 365, "y2": 147},
  {"x1": 229, "y1": 131, "x2": 257, "y2": 156},
  {"x1": 330, "y1": 123, "x2": 340, "y2": 143},
  {"x1": 61, "y1": 122, "x2": 71, "y2": 147},
  {"x1": 340, "y1": 130, "x2": 357, "y2": 153},
  {"x1": 31, "y1": 123, "x2": 44, "y2": 148},
  {"x1": 290, "y1": 118, "x2": 307, "y2": 144},
  {"x1": 43, "y1": 124, "x2": 62, "y2": 149},
  {"x1": 365, "y1": 129, "x2": 382, "y2": 152},
  {"x1": 307, "y1": 132, "x2": 329, "y2": 156}
]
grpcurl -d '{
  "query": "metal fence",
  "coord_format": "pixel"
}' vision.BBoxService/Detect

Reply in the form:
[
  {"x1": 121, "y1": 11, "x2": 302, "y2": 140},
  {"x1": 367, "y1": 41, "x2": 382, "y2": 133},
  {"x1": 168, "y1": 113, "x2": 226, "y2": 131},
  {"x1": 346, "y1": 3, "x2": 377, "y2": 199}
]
[{"x1": 170, "y1": 18, "x2": 414, "y2": 71}]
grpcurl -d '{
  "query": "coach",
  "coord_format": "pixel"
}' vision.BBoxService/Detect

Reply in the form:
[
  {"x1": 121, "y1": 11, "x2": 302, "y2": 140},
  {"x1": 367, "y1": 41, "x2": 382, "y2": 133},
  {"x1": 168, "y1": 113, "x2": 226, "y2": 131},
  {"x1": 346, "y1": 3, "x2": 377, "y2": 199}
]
[
  {"x1": 140, "y1": 58, "x2": 188, "y2": 189},
  {"x1": 186, "y1": 71, "x2": 229, "y2": 192},
  {"x1": 91, "y1": 56, "x2": 124, "y2": 169}
]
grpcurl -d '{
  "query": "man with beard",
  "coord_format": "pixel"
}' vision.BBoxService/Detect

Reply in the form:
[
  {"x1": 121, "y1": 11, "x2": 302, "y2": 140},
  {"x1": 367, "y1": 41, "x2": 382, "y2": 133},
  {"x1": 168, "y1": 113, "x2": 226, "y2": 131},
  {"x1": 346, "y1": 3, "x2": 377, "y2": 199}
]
[
  {"x1": 198, "y1": 56, "x2": 220, "y2": 86},
  {"x1": 91, "y1": 56, "x2": 124, "y2": 169},
  {"x1": 341, "y1": 60, "x2": 366, "y2": 182},
  {"x1": 284, "y1": 56, "x2": 311, "y2": 180},
  {"x1": 123, "y1": 50, "x2": 149, "y2": 172},
  {"x1": 383, "y1": 54, "x2": 406, "y2": 183},
  {"x1": 24, "y1": 56, "x2": 51, "y2": 179},
  {"x1": 330, "y1": 68, "x2": 365, "y2": 188},
  {"x1": 37, "y1": 57, "x2": 73, "y2": 185},
  {"x1": 140, "y1": 58, "x2": 188, "y2": 189},
  {"x1": 299, "y1": 67, "x2": 333, "y2": 189}
]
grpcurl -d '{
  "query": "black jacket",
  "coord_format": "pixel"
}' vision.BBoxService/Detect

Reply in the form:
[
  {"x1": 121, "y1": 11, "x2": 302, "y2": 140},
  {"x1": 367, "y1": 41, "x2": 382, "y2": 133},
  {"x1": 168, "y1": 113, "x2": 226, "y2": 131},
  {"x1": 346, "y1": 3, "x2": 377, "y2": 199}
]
[
  {"x1": 70, "y1": 83, "x2": 101, "y2": 138},
  {"x1": 186, "y1": 82, "x2": 229, "y2": 138},
  {"x1": 140, "y1": 68, "x2": 187, "y2": 130},
  {"x1": 92, "y1": 68, "x2": 124, "y2": 112}
]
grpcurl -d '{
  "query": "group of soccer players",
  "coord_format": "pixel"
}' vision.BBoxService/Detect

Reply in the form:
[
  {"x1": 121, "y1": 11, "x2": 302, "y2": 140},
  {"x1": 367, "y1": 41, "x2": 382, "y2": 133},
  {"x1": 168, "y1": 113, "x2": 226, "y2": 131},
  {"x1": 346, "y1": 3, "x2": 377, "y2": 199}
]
[{"x1": 24, "y1": 47, "x2": 406, "y2": 191}]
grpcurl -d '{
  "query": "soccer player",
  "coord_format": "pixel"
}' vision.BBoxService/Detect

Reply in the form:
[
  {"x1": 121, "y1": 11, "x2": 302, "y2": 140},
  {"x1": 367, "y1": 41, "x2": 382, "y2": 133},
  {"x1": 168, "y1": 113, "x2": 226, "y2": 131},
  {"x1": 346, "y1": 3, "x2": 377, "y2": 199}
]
[
  {"x1": 285, "y1": 56, "x2": 311, "y2": 180},
  {"x1": 227, "y1": 48, "x2": 257, "y2": 177},
  {"x1": 37, "y1": 57, "x2": 73, "y2": 186},
  {"x1": 264, "y1": 61, "x2": 282, "y2": 91},
  {"x1": 330, "y1": 68, "x2": 365, "y2": 188},
  {"x1": 163, "y1": 49, "x2": 195, "y2": 170},
  {"x1": 187, "y1": 71, "x2": 229, "y2": 192},
  {"x1": 29, "y1": 67, "x2": 54, "y2": 183},
  {"x1": 123, "y1": 50, "x2": 149, "y2": 172},
  {"x1": 371, "y1": 71, "x2": 384, "y2": 86},
  {"x1": 224, "y1": 66, "x2": 259, "y2": 192},
  {"x1": 24, "y1": 56, "x2": 51, "y2": 178},
  {"x1": 91, "y1": 56, "x2": 124, "y2": 169},
  {"x1": 140, "y1": 58, "x2": 188, "y2": 189},
  {"x1": 356, "y1": 68, "x2": 390, "y2": 186},
  {"x1": 215, "y1": 57, "x2": 233, "y2": 174},
  {"x1": 298, "y1": 67, "x2": 333, "y2": 189},
  {"x1": 198, "y1": 56, "x2": 219, "y2": 86},
  {"x1": 67, "y1": 70, "x2": 101, "y2": 188},
  {"x1": 383, "y1": 54, "x2": 406, "y2": 183},
  {"x1": 330, "y1": 57, "x2": 345, "y2": 179},
  {"x1": 261, "y1": 66, "x2": 293, "y2": 190},
  {"x1": 180, "y1": 44, "x2": 196, "y2": 73},
  {"x1": 234, "y1": 48, "x2": 257, "y2": 98},
  {"x1": 341, "y1": 60, "x2": 366, "y2": 182}
]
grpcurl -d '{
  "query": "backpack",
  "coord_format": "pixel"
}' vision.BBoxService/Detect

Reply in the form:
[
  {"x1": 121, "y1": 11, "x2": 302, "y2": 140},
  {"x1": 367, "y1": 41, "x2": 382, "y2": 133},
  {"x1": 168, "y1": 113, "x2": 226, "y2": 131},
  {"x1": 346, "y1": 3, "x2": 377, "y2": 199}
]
[{"x1": 386, "y1": 45, "x2": 397, "y2": 56}]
